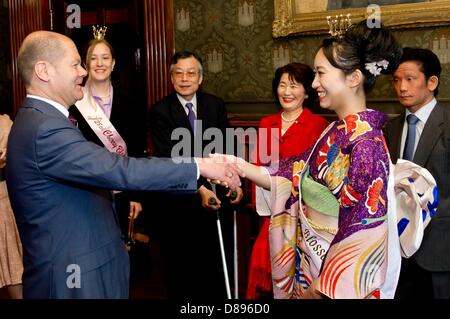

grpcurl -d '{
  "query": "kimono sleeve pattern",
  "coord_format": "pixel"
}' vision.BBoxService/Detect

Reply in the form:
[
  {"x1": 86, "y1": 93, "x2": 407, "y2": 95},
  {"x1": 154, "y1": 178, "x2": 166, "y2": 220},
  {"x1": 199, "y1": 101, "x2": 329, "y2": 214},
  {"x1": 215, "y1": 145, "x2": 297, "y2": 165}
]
[
  {"x1": 267, "y1": 110, "x2": 390, "y2": 299},
  {"x1": 316, "y1": 137, "x2": 389, "y2": 299}
]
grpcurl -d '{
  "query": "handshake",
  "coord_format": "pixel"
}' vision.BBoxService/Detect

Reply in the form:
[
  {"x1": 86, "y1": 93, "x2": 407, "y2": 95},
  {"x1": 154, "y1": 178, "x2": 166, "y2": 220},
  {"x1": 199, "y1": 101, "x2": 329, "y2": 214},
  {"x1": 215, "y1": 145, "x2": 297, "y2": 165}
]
[{"x1": 195, "y1": 154, "x2": 246, "y2": 191}]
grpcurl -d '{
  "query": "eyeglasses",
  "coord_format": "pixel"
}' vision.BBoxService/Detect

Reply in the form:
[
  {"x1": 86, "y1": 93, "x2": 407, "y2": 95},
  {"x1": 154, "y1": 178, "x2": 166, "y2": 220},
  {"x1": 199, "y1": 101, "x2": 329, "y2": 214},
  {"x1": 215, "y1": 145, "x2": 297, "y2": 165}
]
[{"x1": 172, "y1": 69, "x2": 200, "y2": 79}]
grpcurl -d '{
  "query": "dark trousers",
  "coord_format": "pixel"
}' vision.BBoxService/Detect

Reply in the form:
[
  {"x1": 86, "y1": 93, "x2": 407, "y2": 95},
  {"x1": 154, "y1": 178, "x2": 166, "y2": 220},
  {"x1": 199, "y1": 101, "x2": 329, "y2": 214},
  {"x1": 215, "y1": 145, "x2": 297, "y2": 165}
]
[
  {"x1": 153, "y1": 193, "x2": 232, "y2": 300},
  {"x1": 395, "y1": 257, "x2": 450, "y2": 299}
]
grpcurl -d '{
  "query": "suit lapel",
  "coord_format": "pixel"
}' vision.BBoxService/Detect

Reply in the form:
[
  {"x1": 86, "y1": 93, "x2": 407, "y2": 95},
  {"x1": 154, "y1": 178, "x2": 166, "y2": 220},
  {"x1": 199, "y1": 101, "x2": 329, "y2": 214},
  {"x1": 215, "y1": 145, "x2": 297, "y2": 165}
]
[
  {"x1": 26, "y1": 98, "x2": 70, "y2": 122},
  {"x1": 170, "y1": 95, "x2": 192, "y2": 132},
  {"x1": 196, "y1": 93, "x2": 209, "y2": 129},
  {"x1": 414, "y1": 104, "x2": 444, "y2": 166}
]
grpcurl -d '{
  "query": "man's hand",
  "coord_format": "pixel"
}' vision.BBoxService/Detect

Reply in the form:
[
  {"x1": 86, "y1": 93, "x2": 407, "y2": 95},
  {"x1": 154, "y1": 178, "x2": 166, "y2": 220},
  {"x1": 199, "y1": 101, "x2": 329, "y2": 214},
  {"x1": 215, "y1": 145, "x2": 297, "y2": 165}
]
[
  {"x1": 209, "y1": 153, "x2": 271, "y2": 191},
  {"x1": 129, "y1": 201, "x2": 142, "y2": 219},
  {"x1": 198, "y1": 185, "x2": 221, "y2": 210},
  {"x1": 226, "y1": 187, "x2": 243, "y2": 204},
  {"x1": 195, "y1": 156, "x2": 244, "y2": 190}
]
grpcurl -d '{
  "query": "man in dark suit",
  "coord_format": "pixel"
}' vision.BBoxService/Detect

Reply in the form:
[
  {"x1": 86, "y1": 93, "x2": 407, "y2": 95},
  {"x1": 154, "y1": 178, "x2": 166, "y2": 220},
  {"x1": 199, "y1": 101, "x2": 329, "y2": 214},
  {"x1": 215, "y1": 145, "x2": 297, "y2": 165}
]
[
  {"x1": 385, "y1": 47, "x2": 450, "y2": 298},
  {"x1": 149, "y1": 51, "x2": 243, "y2": 299},
  {"x1": 7, "y1": 31, "x2": 242, "y2": 299}
]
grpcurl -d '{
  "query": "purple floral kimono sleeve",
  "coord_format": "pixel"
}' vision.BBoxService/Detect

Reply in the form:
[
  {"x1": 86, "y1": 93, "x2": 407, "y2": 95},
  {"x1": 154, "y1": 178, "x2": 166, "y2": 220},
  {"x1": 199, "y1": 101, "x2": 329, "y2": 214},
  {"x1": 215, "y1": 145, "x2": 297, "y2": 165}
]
[{"x1": 317, "y1": 138, "x2": 390, "y2": 299}]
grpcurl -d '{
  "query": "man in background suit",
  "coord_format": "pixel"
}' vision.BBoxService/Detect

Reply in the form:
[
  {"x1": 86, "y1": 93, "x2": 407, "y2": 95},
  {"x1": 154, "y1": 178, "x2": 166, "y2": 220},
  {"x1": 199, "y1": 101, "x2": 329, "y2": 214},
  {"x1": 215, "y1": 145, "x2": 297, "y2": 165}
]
[
  {"x1": 7, "y1": 31, "x2": 242, "y2": 299},
  {"x1": 385, "y1": 47, "x2": 450, "y2": 298},
  {"x1": 149, "y1": 51, "x2": 243, "y2": 299}
]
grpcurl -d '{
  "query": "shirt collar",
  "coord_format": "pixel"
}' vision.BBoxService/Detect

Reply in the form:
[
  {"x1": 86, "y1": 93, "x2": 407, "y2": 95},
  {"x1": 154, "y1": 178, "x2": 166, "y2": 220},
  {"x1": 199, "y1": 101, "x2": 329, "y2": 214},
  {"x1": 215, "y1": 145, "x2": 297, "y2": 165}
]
[
  {"x1": 89, "y1": 83, "x2": 113, "y2": 99},
  {"x1": 27, "y1": 94, "x2": 69, "y2": 117},
  {"x1": 405, "y1": 97, "x2": 436, "y2": 124},
  {"x1": 177, "y1": 94, "x2": 197, "y2": 110}
]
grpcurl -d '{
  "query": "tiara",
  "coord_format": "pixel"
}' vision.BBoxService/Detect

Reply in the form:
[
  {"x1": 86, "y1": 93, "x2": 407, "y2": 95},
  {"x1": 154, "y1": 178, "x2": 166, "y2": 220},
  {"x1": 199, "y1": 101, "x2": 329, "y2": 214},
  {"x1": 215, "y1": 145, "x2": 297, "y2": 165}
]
[
  {"x1": 327, "y1": 14, "x2": 352, "y2": 37},
  {"x1": 92, "y1": 25, "x2": 107, "y2": 40}
]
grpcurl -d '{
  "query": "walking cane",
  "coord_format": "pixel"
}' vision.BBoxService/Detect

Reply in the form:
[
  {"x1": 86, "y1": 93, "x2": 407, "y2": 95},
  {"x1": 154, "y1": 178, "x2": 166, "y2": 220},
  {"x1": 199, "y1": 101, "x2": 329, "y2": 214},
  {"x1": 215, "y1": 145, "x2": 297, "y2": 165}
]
[
  {"x1": 227, "y1": 190, "x2": 239, "y2": 299},
  {"x1": 126, "y1": 215, "x2": 135, "y2": 252},
  {"x1": 208, "y1": 183, "x2": 232, "y2": 299}
]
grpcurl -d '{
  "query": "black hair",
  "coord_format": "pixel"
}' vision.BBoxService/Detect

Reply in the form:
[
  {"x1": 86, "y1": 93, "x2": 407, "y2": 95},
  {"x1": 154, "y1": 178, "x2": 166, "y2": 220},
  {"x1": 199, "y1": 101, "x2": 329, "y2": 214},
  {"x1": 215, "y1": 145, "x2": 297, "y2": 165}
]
[
  {"x1": 272, "y1": 62, "x2": 317, "y2": 108},
  {"x1": 398, "y1": 47, "x2": 441, "y2": 96},
  {"x1": 320, "y1": 19, "x2": 402, "y2": 94},
  {"x1": 170, "y1": 51, "x2": 203, "y2": 75}
]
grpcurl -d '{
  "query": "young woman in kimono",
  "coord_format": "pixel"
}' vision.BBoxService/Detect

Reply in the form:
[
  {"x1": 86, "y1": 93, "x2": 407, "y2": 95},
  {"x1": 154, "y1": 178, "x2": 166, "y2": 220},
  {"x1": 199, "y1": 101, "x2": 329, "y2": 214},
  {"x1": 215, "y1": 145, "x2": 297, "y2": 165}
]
[
  {"x1": 246, "y1": 63, "x2": 328, "y2": 299},
  {"x1": 217, "y1": 20, "x2": 402, "y2": 299}
]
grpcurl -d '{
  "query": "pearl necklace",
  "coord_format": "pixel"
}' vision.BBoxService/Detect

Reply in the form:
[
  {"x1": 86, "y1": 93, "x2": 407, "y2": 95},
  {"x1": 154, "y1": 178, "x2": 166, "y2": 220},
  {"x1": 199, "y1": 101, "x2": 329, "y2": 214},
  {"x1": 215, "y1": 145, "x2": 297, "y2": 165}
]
[{"x1": 281, "y1": 111, "x2": 300, "y2": 122}]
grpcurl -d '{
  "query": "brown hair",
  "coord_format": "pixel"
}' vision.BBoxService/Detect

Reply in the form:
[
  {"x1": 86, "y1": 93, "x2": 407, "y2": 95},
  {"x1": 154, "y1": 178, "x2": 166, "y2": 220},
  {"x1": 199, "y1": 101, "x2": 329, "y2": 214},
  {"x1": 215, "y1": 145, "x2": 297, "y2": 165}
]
[{"x1": 84, "y1": 38, "x2": 114, "y2": 72}]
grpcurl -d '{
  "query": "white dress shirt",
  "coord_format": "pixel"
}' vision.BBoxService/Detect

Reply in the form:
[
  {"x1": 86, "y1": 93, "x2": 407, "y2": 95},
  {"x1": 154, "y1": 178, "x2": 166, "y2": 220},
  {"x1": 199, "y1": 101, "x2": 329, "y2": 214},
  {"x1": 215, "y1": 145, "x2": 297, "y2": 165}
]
[{"x1": 400, "y1": 98, "x2": 436, "y2": 159}]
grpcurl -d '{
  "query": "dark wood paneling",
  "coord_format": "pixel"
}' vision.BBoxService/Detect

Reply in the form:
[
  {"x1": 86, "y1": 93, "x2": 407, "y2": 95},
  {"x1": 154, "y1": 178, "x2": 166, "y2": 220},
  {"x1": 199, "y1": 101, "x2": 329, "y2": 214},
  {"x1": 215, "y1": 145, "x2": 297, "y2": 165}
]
[
  {"x1": 143, "y1": 0, "x2": 174, "y2": 109},
  {"x1": 9, "y1": 0, "x2": 49, "y2": 117},
  {"x1": 143, "y1": 0, "x2": 174, "y2": 154}
]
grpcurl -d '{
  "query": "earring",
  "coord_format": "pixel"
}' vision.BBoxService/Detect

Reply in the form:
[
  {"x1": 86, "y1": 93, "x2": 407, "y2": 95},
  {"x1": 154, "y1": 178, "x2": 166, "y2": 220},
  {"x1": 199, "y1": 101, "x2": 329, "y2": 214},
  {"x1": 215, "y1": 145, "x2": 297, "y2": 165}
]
[{"x1": 305, "y1": 95, "x2": 309, "y2": 99}]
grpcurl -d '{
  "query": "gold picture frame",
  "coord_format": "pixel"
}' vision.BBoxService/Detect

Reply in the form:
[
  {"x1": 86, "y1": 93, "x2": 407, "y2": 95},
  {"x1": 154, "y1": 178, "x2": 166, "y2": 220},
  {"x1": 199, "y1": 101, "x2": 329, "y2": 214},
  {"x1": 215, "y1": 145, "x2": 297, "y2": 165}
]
[{"x1": 273, "y1": 0, "x2": 450, "y2": 37}]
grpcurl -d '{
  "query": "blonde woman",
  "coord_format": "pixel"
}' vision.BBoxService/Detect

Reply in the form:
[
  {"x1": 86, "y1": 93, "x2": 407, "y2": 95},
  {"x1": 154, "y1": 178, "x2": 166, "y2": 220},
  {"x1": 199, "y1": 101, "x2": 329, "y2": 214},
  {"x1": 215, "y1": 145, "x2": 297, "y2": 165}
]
[{"x1": 70, "y1": 32, "x2": 147, "y2": 238}]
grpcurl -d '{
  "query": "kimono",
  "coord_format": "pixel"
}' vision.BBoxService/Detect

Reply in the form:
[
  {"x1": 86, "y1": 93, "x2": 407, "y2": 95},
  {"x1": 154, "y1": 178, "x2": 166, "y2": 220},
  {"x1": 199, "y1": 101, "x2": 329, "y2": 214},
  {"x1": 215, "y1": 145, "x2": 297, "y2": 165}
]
[
  {"x1": 247, "y1": 108, "x2": 329, "y2": 299},
  {"x1": 259, "y1": 109, "x2": 391, "y2": 299}
]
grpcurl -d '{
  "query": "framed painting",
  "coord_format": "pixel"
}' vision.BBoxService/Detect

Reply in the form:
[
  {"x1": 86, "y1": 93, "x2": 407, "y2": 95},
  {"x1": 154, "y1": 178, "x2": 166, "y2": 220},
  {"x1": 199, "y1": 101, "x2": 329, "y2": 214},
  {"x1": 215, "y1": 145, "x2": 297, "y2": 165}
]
[{"x1": 273, "y1": 0, "x2": 450, "y2": 37}]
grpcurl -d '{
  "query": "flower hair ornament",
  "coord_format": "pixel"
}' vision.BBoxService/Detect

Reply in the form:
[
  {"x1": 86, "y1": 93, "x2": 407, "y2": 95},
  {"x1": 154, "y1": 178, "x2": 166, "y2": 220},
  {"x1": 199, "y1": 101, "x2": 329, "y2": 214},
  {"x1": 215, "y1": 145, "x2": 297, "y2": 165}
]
[{"x1": 365, "y1": 59, "x2": 389, "y2": 76}]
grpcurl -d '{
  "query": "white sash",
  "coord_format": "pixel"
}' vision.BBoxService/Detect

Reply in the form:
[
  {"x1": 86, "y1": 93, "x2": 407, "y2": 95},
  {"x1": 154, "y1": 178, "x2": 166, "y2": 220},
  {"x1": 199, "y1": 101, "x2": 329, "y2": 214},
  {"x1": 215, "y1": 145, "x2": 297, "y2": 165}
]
[{"x1": 75, "y1": 89, "x2": 128, "y2": 157}]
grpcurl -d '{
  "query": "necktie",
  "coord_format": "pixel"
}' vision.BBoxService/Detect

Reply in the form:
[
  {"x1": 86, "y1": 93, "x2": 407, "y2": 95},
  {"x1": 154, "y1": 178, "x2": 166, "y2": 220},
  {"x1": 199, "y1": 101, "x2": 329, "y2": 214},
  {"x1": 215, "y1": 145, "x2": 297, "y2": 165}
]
[
  {"x1": 185, "y1": 102, "x2": 196, "y2": 134},
  {"x1": 403, "y1": 114, "x2": 420, "y2": 161},
  {"x1": 68, "y1": 113, "x2": 78, "y2": 127}
]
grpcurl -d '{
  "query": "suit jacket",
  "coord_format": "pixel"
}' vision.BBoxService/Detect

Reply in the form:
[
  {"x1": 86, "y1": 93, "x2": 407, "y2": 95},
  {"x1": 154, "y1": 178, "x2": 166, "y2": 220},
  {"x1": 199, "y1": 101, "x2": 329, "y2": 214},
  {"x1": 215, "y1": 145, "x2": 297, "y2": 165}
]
[
  {"x1": 385, "y1": 103, "x2": 450, "y2": 271},
  {"x1": 6, "y1": 97, "x2": 197, "y2": 298},
  {"x1": 147, "y1": 91, "x2": 231, "y2": 298},
  {"x1": 69, "y1": 88, "x2": 147, "y2": 203},
  {"x1": 149, "y1": 90, "x2": 229, "y2": 190}
]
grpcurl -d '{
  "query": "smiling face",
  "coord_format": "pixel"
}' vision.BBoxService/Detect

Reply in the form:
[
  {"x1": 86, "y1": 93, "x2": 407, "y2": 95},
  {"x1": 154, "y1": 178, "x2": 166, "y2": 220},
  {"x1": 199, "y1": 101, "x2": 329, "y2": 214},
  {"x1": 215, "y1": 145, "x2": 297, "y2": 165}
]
[
  {"x1": 312, "y1": 48, "x2": 349, "y2": 113},
  {"x1": 170, "y1": 56, "x2": 203, "y2": 101},
  {"x1": 393, "y1": 61, "x2": 437, "y2": 113},
  {"x1": 87, "y1": 42, "x2": 115, "y2": 83},
  {"x1": 277, "y1": 73, "x2": 307, "y2": 113}
]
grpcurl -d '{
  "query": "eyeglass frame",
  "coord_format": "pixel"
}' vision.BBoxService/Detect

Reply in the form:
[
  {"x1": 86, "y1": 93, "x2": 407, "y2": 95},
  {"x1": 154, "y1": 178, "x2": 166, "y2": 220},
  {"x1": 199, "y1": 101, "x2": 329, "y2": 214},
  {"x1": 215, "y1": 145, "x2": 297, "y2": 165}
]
[{"x1": 171, "y1": 69, "x2": 201, "y2": 79}]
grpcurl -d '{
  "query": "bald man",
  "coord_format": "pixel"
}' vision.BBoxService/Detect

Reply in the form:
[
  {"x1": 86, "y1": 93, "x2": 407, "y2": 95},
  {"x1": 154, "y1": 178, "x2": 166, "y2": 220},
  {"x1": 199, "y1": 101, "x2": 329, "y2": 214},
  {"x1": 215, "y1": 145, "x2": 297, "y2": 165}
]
[{"x1": 7, "y1": 31, "x2": 242, "y2": 299}]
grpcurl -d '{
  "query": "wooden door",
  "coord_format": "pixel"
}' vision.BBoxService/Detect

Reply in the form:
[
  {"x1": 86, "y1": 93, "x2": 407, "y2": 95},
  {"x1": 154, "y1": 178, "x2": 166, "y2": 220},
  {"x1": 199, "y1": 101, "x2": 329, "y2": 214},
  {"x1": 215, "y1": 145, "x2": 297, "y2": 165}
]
[{"x1": 8, "y1": 0, "x2": 175, "y2": 148}]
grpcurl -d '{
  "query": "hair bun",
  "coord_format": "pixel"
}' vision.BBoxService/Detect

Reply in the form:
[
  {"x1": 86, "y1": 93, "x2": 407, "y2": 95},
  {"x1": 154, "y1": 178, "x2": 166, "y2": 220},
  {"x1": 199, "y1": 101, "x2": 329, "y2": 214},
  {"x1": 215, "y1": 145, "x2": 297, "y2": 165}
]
[
  {"x1": 345, "y1": 20, "x2": 402, "y2": 75},
  {"x1": 320, "y1": 19, "x2": 402, "y2": 93}
]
